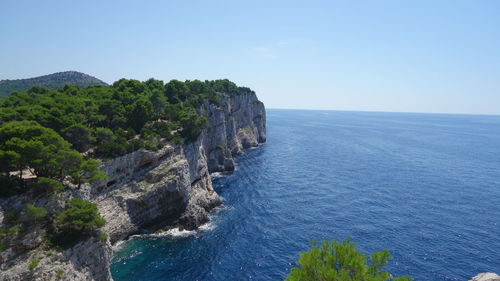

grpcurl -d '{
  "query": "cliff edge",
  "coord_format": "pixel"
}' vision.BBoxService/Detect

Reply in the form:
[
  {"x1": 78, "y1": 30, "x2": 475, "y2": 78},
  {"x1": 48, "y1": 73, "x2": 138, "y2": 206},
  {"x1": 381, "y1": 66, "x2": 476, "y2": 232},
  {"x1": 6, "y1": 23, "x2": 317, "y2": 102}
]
[{"x1": 0, "y1": 91, "x2": 266, "y2": 280}]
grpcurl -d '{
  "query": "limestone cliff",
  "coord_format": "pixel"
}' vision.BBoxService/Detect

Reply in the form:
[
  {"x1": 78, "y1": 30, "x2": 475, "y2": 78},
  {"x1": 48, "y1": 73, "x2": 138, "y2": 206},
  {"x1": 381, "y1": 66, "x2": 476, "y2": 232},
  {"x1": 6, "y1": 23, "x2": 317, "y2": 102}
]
[{"x1": 0, "y1": 91, "x2": 266, "y2": 281}]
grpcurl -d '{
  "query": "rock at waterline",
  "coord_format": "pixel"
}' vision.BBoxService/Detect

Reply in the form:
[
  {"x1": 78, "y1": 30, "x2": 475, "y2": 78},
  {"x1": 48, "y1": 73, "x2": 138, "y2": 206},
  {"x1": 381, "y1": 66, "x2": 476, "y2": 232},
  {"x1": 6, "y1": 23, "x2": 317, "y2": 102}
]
[{"x1": 469, "y1": 273, "x2": 500, "y2": 281}]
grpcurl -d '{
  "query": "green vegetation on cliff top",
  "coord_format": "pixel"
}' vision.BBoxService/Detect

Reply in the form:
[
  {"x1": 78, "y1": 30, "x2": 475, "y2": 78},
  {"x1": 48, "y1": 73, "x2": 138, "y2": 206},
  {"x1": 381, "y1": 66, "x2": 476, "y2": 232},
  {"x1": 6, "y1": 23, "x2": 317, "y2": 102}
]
[
  {"x1": 0, "y1": 76, "x2": 253, "y2": 250},
  {"x1": 0, "y1": 77, "x2": 253, "y2": 197}
]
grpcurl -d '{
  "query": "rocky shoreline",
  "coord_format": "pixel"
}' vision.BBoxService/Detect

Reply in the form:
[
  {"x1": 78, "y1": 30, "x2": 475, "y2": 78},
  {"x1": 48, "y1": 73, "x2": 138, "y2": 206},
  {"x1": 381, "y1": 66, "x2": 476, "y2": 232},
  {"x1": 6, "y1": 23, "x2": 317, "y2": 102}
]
[{"x1": 0, "y1": 91, "x2": 266, "y2": 280}]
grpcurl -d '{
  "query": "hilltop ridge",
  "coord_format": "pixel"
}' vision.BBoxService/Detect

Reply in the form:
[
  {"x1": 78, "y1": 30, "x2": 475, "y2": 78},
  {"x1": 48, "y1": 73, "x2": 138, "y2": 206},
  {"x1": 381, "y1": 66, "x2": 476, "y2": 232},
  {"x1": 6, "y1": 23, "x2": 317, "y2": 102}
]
[{"x1": 0, "y1": 71, "x2": 108, "y2": 97}]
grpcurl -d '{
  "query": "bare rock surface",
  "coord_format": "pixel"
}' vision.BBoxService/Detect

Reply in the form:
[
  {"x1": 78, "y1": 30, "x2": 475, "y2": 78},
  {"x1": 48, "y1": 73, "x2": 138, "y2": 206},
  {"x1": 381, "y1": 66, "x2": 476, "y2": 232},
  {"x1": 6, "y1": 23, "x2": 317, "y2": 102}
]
[{"x1": 470, "y1": 273, "x2": 500, "y2": 281}]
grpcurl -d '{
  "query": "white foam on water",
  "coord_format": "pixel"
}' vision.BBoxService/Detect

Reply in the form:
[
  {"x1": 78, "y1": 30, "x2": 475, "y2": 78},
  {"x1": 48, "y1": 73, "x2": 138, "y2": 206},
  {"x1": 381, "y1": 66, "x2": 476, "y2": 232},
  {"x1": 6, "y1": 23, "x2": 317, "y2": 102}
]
[
  {"x1": 211, "y1": 171, "x2": 235, "y2": 178},
  {"x1": 111, "y1": 240, "x2": 127, "y2": 251},
  {"x1": 159, "y1": 227, "x2": 196, "y2": 238},
  {"x1": 211, "y1": 172, "x2": 225, "y2": 178},
  {"x1": 111, "y1": 214, "x2": 223, "y2": 253},
  {"x1": 198, "y1": 222, "x2": 215, "y2": 232}
]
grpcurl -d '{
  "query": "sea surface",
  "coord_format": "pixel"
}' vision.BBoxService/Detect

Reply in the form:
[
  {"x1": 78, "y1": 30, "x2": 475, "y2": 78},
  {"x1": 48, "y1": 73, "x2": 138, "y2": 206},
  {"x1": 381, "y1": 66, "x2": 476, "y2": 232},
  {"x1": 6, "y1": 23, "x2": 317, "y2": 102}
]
[{"x1": 111, "y1": 110, "x2": 500, "y2": 281}]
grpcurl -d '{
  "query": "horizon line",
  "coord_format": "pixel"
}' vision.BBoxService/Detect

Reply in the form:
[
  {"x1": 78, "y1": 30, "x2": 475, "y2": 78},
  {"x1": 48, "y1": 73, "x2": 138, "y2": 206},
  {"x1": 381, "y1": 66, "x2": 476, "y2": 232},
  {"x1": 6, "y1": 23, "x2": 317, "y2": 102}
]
[{"x1": 266, "y1": 107, "x2": 500, "y2": 117}]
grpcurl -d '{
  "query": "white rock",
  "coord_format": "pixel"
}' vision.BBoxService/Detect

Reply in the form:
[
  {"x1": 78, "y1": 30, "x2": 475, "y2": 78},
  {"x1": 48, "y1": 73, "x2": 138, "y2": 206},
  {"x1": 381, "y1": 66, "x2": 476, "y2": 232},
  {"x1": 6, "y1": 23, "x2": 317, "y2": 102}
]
[{"x1": 469, "y1": 273, "x2": 500, "y2": 281}]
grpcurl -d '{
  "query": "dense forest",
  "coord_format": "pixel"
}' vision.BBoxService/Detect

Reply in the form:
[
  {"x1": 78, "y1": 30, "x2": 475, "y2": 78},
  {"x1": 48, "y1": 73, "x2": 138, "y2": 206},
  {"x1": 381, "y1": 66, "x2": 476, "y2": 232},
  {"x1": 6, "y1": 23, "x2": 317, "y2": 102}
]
[
  {"x1": 0, "y1": 71, "x2": 107, "y2": 98},
  {"x1": 0, "y1": 78, "x2": 253, "y2": 197},
  {"x1": 0, "y1": 78, "x2": 252, "y2": 248}
]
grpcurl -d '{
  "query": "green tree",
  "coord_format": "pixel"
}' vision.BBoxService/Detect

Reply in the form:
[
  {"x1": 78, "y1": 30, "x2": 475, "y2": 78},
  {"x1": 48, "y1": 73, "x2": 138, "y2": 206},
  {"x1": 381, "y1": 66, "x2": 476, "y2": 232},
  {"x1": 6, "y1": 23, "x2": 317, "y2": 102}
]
[
  {"x1": 0, "y1": 78, "x2": 253, "y2": 169},
  {"x1": 286, "y1": 238, "x2": 412, "y2": 281},
  {"x1": 25, "y1": 204, "x2": 48, "y2": 224},
  {"x1": 69, "y1": 159, "x2": 107, "y2": 188},
  {"x1": 177, "y1": 107, "x2": 207, "y2": 142},
  {"x1": 209, "y1": 79, "x2": 237, "y2": 93},
  {"x1": 127, "y1": 97, "x2": 154, "y2": 132},
  {"x1": 165, "y1": 80, "x2": 190, "y2": 103},
  {"x1": 113, "y1": 78, "x2": 146, "y2": 94},
  {"x1": 56, "y1": 150, "x2": 84, "y2": 180},
  {"x1": 144, "y1": 78, "x2": 164, "y2": 91},
  {"x1": 94, "y1": 127, "x2": 115, "y2": 144},
  {"x1": 0, "y1": 121, "x2": 73, "y2": 179},
  {"x1": 49, "y1": 198, "x2": 106, "y2": 248},
  {"x1": 33, "y1": 177, "x2": 65, "y2": 194},
  {"x1": 94, "y1": 128, "x2": 128, "y2": 158},
  {"x1": 53, "y1": 198, "x2": 105, "y2": 235},
  {"x1": 150, "y1": 89, "x2": 168, "y2": 119},
  {"x1": 98, "y1": 99, "x2": 126, "y2": 128},
  {"x1": 141, "y1": 121, "x2": 173, "y2": 139},
  {"x1": 186, "y1": 79, "x2": 209, "y2": 95},
  {"x1": 62, "y1": 124, "x2": 93, "y2": 152}
]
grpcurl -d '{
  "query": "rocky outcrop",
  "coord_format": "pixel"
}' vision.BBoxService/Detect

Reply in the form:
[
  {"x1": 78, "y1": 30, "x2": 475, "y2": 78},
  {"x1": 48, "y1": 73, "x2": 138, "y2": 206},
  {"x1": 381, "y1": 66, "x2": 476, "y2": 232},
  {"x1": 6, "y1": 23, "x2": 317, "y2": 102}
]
[
  {"x1": 0, "y1": 90, "x2": 266, "y2": 280},
  {"x1": 0, "y1": 236, "x2": 112, "y2": 281},
  {"x1": 470, "y1": 273, "x2": 500, "y2": 281},
  {"x1": 91, "y1": 91, "x2": 266, "y2": 243}
]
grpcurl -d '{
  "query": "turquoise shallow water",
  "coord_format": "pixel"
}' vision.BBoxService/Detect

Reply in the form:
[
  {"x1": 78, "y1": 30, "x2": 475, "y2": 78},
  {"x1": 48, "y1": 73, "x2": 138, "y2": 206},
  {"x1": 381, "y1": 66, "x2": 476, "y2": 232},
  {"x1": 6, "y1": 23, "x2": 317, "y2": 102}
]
[{"x1": 111, "y1": 110, "x2": 500, "y2": 281}]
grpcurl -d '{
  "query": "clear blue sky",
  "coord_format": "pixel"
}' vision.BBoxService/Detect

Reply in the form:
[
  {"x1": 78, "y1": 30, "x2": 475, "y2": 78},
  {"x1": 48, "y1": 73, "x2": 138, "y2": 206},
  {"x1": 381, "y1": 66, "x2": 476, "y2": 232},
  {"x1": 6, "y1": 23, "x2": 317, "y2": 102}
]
[{"x1": 1, "y1": 0, "x2": 499, "y2": 114}]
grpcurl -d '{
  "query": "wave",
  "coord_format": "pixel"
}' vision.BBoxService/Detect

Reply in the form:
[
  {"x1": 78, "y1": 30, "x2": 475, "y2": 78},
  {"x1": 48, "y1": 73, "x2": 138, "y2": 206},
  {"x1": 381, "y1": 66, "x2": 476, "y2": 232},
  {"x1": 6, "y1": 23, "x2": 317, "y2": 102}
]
[
  {"x1": 111, "y1": 240, "x2": 127, "y2": 252},
  {"x1": 111, "y1": 221, "x2": 217, "y2": 252}
]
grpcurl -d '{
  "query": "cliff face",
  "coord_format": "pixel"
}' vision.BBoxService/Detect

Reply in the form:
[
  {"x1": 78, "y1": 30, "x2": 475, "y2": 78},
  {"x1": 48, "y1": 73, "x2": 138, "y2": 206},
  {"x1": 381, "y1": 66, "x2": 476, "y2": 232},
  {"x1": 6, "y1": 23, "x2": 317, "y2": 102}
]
[
  {"x1": 0, "y1": 91, "x2": 266, "y2": 281},
  {"x1": 92, "y1": 91, "x2": 266, "y2": 244}
]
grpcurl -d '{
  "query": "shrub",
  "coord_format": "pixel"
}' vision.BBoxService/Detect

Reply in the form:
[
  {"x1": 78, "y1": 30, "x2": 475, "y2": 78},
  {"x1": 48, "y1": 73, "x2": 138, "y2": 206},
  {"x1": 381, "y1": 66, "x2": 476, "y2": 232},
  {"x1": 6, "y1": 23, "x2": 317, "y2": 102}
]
[
  {"x1": 53, "y1": 198, "x2": 105, "y2": 233},
  {"x1": 126, "y1": 139, "x2": 145, "y2": 153},
  {"x1": 32, "y1": 177, "x2": 65, "y2": 194},
  {"x1": 115, "y1": 128, "x2": 136, "y2": 140},
  {"x1": 5, "y1": 210, "x2": 20, "y2": 225},
  {"x1": 25, "y1": 204, "x2": 48, "y2": 224},
  {"x1": 141, "y1": 121, "x2": 173, "y2": 139},
  {"x1": 94, "y1": 127, "x2": 115, "y2": 144},
  {"x1": 55, "y1": 269, "x2": 65, "y2": 279},
  {"x1": 50, "y1": 198, "x2": 105, "y2": 248},
  {"x1": 144, "y1": 137, "x2": 163, "y2": 151},
  {"x1": 94, "y1": 140, "x2": 127, "y2": 158},
  {"x1": 286, "y1": 238, "x2": 412, "y2": 281},
  {"x1": 177, "y1": 107, "x2": 207, "y2": 142},
  {"x1": 62, "y1": 124, "x2": 93, "y2": 152},
  {"x1": 0, "y1": 226, "x2": 21, "y2": 239},
  {"x1": 98, "y1": 232, "x2": 108, "y2": 242},
  {"x1": 28, "y1": 257, "x2": 40, "y2": 270},
  {"x1": 69, "y1": 159, "x2": 107, "y2": 188}
]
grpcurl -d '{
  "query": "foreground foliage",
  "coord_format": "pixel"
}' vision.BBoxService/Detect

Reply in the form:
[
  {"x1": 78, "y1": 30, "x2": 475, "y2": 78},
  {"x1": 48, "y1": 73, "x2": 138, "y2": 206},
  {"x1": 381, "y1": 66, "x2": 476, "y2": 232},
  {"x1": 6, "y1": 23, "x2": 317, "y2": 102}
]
[{"x1": 286, "y1": 238, "x2": 412, "y2": 281}]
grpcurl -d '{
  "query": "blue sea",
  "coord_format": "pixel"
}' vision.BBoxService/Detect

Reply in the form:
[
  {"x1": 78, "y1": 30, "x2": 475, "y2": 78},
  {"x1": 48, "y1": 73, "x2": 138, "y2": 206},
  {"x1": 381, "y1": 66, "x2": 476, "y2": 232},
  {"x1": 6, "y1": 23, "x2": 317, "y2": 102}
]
[{"x1": 111, "y1": 110, "x2": 500, "y2": 281}]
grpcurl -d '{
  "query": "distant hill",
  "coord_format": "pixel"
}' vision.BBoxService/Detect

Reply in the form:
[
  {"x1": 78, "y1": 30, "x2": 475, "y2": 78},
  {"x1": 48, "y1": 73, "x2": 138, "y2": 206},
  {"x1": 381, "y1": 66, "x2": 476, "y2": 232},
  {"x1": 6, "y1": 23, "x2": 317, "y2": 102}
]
[{"x1": 0, "y1": 71, "x2": 108, "y2": 97}]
